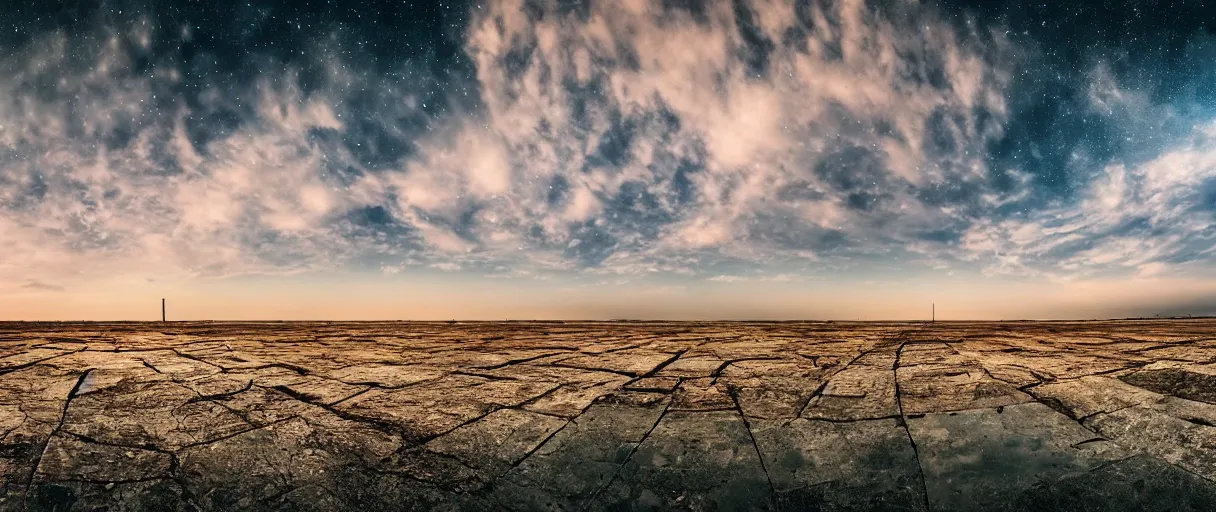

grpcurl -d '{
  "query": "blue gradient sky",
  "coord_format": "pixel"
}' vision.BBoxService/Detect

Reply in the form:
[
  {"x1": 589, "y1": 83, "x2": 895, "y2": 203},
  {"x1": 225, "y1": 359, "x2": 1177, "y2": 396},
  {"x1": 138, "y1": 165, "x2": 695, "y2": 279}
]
[{"x1": 2, "y1": 0, "x2": 1215, "y2": 320}]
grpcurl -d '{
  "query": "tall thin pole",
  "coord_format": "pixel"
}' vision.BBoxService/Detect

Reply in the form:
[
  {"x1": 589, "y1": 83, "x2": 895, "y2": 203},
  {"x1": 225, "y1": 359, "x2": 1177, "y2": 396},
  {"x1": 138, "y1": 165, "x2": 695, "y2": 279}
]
[
  {"x1": 932, "y1": 303, "x2": 935, "y2": 323},
  {"x1": 162, "y1": 298, "x2": 166, "y2": 322}
]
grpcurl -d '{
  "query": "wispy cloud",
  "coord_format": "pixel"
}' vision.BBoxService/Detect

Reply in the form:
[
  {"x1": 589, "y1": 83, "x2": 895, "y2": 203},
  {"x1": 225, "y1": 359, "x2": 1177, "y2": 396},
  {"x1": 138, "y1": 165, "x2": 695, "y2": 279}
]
[
  {"x1": 0, "y1": 0, "x2": 1213, "y2": 299},
  {"x1": 410, "y1": 0, "x2": 1018, "y2": 271},
  {"x1": 961, "y1": 119, "x2": 1216, "y2": 279},
  {"x1": 19, "y1": 280, "x2": 65, "y2": 292}
]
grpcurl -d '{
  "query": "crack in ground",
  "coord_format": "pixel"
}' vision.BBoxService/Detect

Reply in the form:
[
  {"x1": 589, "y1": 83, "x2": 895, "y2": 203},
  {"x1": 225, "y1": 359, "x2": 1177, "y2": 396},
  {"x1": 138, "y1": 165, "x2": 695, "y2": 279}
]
[
  {"x1": 586, "y1": 343, "x2": 653, "y2": 355},
  {"x1": 167, "y1": 379, "x2": 257, "y2": 431},
  {"x1": 184, "y1": 380, "x2": 254, "y2": 404},
  {"x1": 61, "y1": 431, "x2": 171, "y2": 454},
  {"x1": 329, "y1": 387, "x2": 372, "y2": 406},
  {"x1": 793, "y1": 340, "x2": 892, "y2": 418},
  {"x1": 501, "y1": 415, "x2": 575, "y2": 477},
  {"x1": 796, "y1": 353, "x2": 822, "y2": 366},
  {"x1": 1075, "y1": 403, "x2": 1140, "y2": 424},
  {"x1": 85, "y1": 337, "x2": 238, "y2": 353},
  {"x1": 23, "y1": 368, "x2": 91, "y2": 511},
  {"x1": 248, "y1": 362, "x2": 312, "y2": 375},
  {"x1": 168, "y1": 454, "x2": 203, "y2": 511},
  {"x1": 139, "y1": 359, "x2": 166, "y2": 374},
  {"x1": 514, "y1": 384, "x2": 566, "y2": 409},
  {"x1": 794, "y1": 380, "x2": 832, "y2": 418},
  {"x1": 0, "y1": 349, "x2": 86, "y2": 377},
  {"x1": 581, "y1": 399, "x2": 673, "y2": 508},
  {"x1": 1016, "y1": 363, "x2": 1153, "y2": 393},
  {"x1": 262, "y1": 385, "x2": 404, "y2": 438},
  {"x1": 640, "y1": 349, "x2": 692, "y2": 378},
  {"x1": 178, "y1": 414, "x2": 300, "y2": 450},
  {"x1": 366, "y1": 463, "x2": 481, "y2": 495},
  {"x1": 786, "y1": 414, "x2": 904, "y2": 426},
  {"x1": 1070, "y1": 437, "x2": 1109, "y2": 448},
  {"x1": 321, "y1": 374, "x2": 445, "y2": 392},
  {"x1": 169, "y1": 349, "x2": 226, "y2": 371},
  {"x1": 10, "y1": 321, "x2": 1216, "y2": 509},
  {"x1": 893, "y1": 335, "x2": 933, "y2": 512},
  {"x1": 727, "y1": 387, "x2": 777, "y2": 507},
  {"x1": 406, "y1": 384, "x2": 569, "y2": 449},
  {"x1": 0, "y1": 410, "x2": 30, "y2": 442},
  {"x1": 709, "y1": 356, "x2": 784, "y2": 378},
  {"x1": 1021, "y1": 389, "x2": 1216, "y2": 486},
  {"x1": 475, "y1": 352, "x2": 574, "y2": 370},
  {"x1": 450, "y1": 369, "x2": 519, "y2": 381},
  {"x1": 503, "y1": 407, "x2": 569, "y2": 421},
  {"x1": 541, "y1": 363, "x2": 638, "y2": 378}
]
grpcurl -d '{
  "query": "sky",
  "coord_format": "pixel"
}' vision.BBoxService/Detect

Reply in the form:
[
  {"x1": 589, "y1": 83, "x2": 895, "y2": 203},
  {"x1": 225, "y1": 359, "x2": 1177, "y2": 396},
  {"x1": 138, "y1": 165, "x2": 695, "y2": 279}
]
[{"x1": 1, "y1": 0, "x2": 1215, "y2": 321}]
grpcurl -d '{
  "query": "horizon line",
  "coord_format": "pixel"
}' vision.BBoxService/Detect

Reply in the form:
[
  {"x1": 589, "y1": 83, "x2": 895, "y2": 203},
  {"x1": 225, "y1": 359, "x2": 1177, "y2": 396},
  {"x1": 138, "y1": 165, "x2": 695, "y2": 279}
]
[{"x1": 0, "y1": 316, "x2": 1211, "y2": 323}]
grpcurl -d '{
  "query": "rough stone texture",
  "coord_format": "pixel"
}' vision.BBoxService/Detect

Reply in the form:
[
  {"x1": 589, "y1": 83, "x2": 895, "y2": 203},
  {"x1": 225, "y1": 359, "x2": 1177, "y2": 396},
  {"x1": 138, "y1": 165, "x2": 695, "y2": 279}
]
[{"x1": 3, "y1": 320, "x2": 1216, "y2": 511}]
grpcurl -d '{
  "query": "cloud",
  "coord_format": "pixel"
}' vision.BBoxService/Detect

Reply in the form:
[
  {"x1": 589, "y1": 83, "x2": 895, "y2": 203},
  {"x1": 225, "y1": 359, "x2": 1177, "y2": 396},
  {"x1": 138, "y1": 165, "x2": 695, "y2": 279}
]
[
  {"x1": 0, "y1": 22, "x2": 402, "y2": 288},
  {"x1": 0, "y1": 0, "x2": 1213, "y2": 296},
  {"x1": 960, "y1": 119, "x2": 1216, "y2": 279},
  {"x1": 19, "y1": 280, "x2": 65, "y2": 292},
  {"x1": 451, "y1": 0, "x2": 1017, "y2": 269}
]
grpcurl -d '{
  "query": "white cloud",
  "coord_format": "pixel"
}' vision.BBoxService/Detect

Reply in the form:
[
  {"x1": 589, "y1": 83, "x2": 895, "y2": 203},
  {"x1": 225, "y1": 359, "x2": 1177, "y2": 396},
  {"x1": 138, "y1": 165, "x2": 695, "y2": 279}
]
[
  {"x1": 1, "y1": 0, "x2": 1210, "y2": 295},
  {"x1": 456, "y1": 0, "x2": 1017, "y2": 266},
  {"x1": 961, "y1": 119, "x2": 1216, "y2": 278},
  {"x1": 0, "y1": 29, "x2": 384, "y2": 288}
]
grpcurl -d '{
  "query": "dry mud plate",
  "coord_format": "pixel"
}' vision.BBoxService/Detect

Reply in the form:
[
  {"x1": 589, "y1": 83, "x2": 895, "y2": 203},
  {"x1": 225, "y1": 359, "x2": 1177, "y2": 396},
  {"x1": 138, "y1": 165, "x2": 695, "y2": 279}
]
[{"x1": 4, "y1": 320, "x2": 1216, "y2": 511}]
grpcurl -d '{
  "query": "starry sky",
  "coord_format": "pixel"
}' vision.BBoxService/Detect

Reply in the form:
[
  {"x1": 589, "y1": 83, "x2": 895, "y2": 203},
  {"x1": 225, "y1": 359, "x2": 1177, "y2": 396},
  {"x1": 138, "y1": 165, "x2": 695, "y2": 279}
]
[{"x1": 2, "y1": 0, "x2": 1216, "y2": 320}]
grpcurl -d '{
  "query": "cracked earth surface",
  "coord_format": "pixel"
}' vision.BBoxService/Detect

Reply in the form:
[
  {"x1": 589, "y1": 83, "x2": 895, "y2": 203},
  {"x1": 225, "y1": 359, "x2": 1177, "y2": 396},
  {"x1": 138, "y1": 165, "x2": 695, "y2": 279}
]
[{"x1": 4, "y1": 320, "x2": 1216, "y2": 511}]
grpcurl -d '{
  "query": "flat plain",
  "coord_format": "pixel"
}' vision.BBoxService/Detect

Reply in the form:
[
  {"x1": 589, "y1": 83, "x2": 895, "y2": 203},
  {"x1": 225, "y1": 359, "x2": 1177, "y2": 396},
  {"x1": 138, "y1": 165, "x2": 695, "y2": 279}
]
[{"x1": 4, "y1": 320, "x2": 1216, "y2": 511}]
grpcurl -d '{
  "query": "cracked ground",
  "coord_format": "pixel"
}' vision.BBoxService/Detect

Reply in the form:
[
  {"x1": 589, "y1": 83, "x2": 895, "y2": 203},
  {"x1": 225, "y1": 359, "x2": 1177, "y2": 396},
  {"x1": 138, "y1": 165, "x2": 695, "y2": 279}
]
[{"x1": 4, "y1": 321, "x2": 1216, "y2": 511}]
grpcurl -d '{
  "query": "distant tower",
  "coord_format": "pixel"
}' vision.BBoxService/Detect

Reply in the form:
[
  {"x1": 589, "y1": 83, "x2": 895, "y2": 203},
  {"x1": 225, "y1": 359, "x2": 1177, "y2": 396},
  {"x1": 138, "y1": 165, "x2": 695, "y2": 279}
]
[{"x1": 162, "y1": 298, "x2": 166, "y2": 322}]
